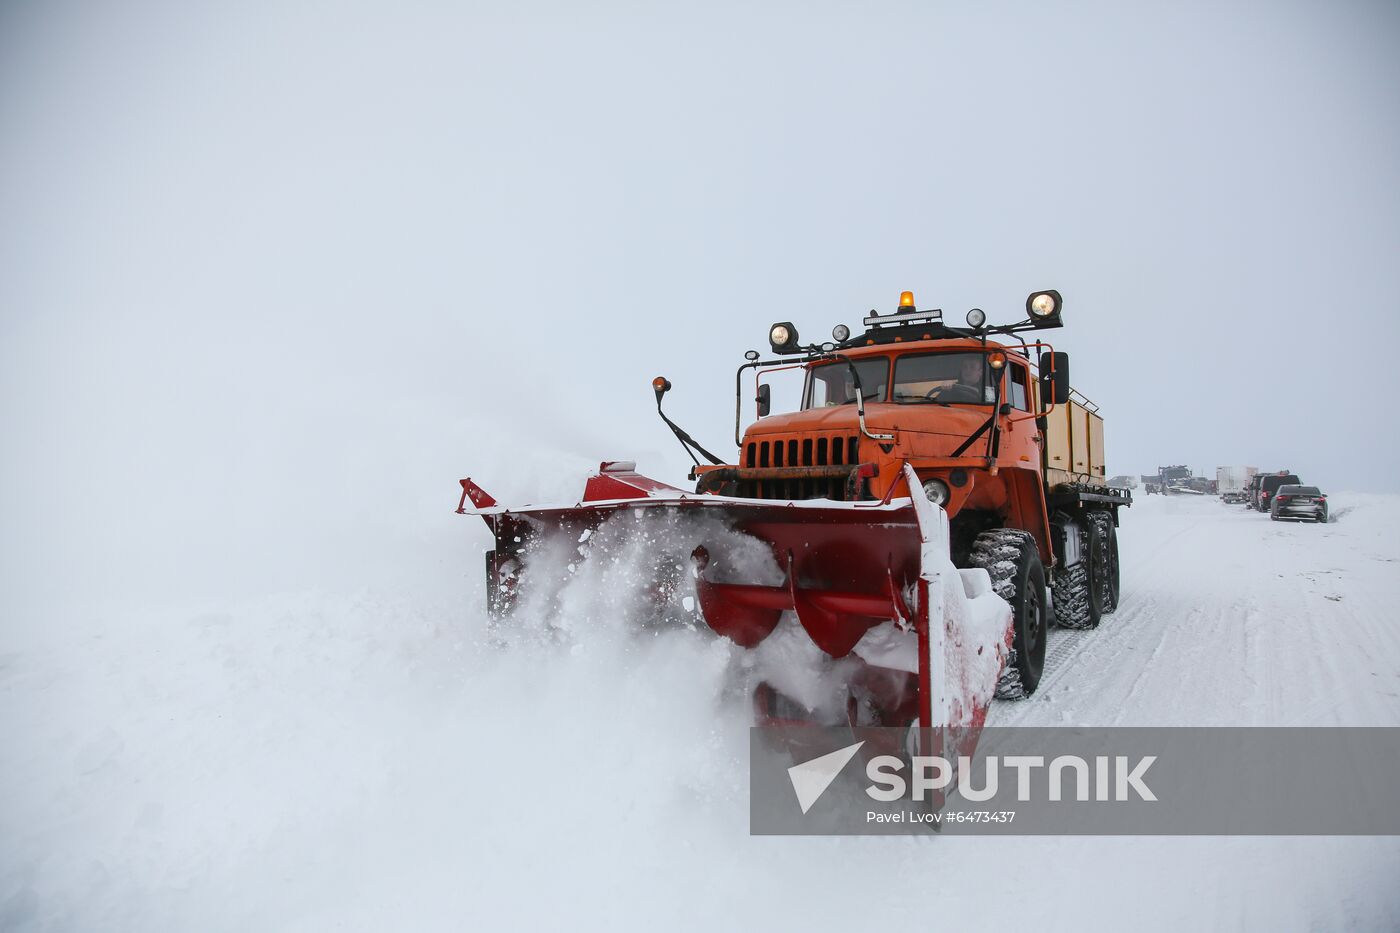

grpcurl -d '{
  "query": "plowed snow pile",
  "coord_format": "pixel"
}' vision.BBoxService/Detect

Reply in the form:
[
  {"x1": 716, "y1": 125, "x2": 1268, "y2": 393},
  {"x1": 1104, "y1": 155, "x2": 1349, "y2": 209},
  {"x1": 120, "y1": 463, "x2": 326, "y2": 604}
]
[{"x1": 3, "y1": 493, "x2": 1399, "y2": 930}]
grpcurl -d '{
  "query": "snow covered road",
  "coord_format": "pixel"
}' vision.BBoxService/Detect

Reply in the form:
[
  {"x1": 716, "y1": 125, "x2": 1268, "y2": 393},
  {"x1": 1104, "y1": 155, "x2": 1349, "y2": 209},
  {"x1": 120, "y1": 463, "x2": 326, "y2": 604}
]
[
  {"x1": 3, "y1": 494, "x2": 1399, "y2": 930},
  {"x1": 995, "y1": 494, "x2": 1400, "y2": 728}
]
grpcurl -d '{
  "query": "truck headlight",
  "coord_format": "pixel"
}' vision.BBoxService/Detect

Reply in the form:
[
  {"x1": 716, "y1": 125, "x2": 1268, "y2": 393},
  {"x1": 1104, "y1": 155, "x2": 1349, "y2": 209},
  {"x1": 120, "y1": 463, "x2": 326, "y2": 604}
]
[
  {"x1": 921, "y1": 479, "x2": 950, "y2": 506},
  {"x1": 1025, "y1": 289, "x2": 1064, "y2": 329},
  {"x1": 769, "y1": 322, "x2": 799, "y2": 353}
]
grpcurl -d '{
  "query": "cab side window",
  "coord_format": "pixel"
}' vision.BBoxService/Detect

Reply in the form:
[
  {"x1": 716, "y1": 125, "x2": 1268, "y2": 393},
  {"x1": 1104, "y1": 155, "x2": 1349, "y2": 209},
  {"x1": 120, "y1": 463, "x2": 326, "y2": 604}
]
[{"x1": 1009, "y1": 362, "x2": 1029, "y2": 411}]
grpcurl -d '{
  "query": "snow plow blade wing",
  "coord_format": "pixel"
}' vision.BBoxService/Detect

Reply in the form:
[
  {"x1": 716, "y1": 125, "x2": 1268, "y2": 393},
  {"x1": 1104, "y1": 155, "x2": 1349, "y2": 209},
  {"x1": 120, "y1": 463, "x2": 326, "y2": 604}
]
[{"x1": 458, "y1": 462, "x2": 1012, "y2": 735}]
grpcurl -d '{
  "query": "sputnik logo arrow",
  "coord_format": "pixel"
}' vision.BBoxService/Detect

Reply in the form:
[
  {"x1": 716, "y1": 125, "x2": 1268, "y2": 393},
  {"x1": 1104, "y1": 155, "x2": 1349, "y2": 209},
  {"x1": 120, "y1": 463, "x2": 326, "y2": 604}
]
[{"x1": 787, "y1": 741, "x2": 864, "y2": 814}]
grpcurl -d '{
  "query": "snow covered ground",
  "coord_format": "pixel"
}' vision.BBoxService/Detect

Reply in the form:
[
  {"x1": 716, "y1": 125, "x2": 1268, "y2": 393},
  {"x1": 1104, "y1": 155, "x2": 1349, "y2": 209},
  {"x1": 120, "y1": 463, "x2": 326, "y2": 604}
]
[
  {"x1": 3, "y1": 493, "x2": 1399, "y2": 931},
  {"x1": 996, "y1": 492, "x2": 1400, "y2": 728}
]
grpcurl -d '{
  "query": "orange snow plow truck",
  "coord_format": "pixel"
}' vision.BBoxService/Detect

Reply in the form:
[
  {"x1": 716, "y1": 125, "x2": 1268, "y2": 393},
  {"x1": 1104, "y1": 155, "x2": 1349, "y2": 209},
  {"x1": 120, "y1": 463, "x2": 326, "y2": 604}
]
[{"x1": 458, "y1": 290, "x2": 1129, "y2": 736}]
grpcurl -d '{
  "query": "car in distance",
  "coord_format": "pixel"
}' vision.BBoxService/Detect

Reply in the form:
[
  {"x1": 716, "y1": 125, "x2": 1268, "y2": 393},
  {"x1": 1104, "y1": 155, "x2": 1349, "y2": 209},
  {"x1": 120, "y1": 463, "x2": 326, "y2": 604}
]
[{"x1": 1270, "y1": 485, "x2": 1328, "y2": 523}]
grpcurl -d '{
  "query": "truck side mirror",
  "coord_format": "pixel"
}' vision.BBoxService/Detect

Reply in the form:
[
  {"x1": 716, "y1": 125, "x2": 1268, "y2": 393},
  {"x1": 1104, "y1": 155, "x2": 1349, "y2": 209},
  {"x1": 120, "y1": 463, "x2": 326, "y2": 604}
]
[
  {"x1": 756, "y1": 383, "x2": 772, "y2": 417},
  {"x1": 1039, "y1": 352, "x2": 1070, "y2": 405}
]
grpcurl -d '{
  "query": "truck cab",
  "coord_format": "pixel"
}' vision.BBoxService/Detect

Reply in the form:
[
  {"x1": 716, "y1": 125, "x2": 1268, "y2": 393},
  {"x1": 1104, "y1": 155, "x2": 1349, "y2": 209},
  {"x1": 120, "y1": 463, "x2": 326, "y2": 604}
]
[{"x1": 694, "y1": 292, "x2": 1124, "y2": 573}]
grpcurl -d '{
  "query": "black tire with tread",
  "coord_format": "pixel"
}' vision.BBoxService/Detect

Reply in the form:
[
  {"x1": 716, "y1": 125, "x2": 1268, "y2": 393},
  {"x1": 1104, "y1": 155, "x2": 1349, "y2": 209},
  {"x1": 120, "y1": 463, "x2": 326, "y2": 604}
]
[
  {"x1": 1086, "y1": 511, "x2": 1120, "y2": 615},
  {"x1": 1051, "y1": 560, "x2": 1094, "y2": 630},
  {"x1": 969, "y1": 528, "x2": 1048, "y2": 700},
  {"x1": 1083, "y1": 518, "x2": 1106, "y2": 627}
]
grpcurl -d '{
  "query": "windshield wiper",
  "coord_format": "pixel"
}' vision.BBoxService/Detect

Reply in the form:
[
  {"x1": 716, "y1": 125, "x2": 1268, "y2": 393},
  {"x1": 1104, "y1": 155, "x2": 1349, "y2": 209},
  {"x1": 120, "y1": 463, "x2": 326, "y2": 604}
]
[
  {"x1": 834, "y1": 358, "x2": 894, "y2": 443},
  {"x1": 950, "y1": 381, "x2": 1003, "y2": 458}
]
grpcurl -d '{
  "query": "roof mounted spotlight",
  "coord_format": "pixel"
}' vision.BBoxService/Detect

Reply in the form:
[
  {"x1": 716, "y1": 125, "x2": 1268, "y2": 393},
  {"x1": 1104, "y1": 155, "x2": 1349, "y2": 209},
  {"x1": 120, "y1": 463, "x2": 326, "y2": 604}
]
[
  {"x1": 966, "y1": 308, "x2": 986, "y2": 329},
  {"x1": 744, "y1": 350, "x2": 760, "y2": 361},
  {"x1": 832, "y1": 324, "x2": 851, "y2": 342},
  {"x1": 1026, "y1": 289, "x2": 1064, "y2": 329},
  {"x1": 768, "y1": 321, "x2": 801, "y2": 354}
]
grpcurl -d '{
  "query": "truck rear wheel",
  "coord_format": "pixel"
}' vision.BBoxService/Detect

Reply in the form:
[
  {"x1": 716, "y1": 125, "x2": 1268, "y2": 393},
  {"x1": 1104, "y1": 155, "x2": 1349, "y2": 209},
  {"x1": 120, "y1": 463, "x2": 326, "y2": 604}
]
[
  {"x1": 1051, "y1": 560, "x2": 1094, "y2": 630},
  {"x1": 1101, "y1": 518, "x2": 1120, "y2": 612},
  {"x1": 1085, "y1": 520, "x2": 1105, "y2": 625},
  {"x1": 1084, "y1": 512, "x2": 1120, "y2": 618},
  {"x1": 970, "y1": 529, "x2": 1048, "y2": 699}
]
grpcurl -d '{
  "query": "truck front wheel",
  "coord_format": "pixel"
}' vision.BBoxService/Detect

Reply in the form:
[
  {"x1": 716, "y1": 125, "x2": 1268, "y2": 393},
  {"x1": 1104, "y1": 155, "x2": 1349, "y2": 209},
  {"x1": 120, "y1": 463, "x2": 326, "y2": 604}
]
[{"x1": 970, "y1": 529, "x2": 1048, "y2": 699}]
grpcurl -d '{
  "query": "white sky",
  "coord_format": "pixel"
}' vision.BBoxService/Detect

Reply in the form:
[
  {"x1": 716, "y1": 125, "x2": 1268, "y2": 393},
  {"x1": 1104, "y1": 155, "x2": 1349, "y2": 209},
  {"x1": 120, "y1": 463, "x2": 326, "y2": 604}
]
[{"x1": 3, "y1": 0, "x2": 1398, "y2": 611}]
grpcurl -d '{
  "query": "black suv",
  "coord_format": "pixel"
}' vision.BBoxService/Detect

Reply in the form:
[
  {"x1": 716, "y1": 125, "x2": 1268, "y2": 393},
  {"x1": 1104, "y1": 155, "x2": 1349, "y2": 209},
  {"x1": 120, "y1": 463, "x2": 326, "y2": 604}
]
[{"x1": 1257, "y1": 472, "x2": 1301, "y2": 512}]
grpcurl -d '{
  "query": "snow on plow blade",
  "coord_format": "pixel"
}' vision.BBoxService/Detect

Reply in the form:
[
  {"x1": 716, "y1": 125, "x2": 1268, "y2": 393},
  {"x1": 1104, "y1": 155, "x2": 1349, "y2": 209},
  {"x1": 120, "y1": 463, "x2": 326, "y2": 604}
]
[{"x1": 458, "y1": 461, "x2": 1011, "y2": 735}]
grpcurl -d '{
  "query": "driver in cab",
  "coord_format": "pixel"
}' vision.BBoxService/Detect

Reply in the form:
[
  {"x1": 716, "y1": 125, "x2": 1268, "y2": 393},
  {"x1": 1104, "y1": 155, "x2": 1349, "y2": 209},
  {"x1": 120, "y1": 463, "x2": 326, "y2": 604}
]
[{"x1": 933, "y1": 355, "x2": 995, "y2": 403}]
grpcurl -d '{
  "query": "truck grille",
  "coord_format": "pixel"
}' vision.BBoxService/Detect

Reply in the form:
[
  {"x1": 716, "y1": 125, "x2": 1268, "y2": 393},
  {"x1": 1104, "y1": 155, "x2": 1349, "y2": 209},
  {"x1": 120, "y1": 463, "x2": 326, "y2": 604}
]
[
  {"x1": 745, "y1": 435, "x2": 859, "y2": 469},
  {"x1": 739, "y1": 435, "x2": 860, "y2": 500}
]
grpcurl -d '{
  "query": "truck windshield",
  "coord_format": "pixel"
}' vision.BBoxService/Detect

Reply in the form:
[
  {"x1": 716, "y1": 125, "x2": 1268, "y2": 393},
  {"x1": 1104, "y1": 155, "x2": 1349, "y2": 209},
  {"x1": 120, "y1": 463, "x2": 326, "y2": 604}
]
[
  {"x1": 803, "y1": 359, "x2": 889, "y2": 409},
  {"x1": 892, "y1": 352, "x2": 996, "y2": 405}
]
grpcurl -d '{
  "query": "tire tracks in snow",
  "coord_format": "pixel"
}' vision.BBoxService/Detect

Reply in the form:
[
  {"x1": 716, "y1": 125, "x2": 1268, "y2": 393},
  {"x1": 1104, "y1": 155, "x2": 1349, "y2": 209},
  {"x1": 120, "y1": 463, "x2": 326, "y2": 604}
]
[{"x1": 988, "y1": 495, "x2": 1400, "y2": 727}]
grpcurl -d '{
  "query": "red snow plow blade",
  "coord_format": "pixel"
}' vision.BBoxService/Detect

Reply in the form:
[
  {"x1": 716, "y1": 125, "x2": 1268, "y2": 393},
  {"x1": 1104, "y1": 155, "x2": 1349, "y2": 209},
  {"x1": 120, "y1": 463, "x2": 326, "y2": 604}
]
[{"x1": 458, "y1": 461, "x2": 1011, "y2": 736}]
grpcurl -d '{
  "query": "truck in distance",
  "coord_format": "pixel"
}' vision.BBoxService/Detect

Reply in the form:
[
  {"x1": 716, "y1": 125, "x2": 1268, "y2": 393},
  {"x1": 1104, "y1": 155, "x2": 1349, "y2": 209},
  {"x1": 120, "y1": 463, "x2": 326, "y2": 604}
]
[{"x1": 1217, "y1": 466, "x2": 1259, "y2": 504}]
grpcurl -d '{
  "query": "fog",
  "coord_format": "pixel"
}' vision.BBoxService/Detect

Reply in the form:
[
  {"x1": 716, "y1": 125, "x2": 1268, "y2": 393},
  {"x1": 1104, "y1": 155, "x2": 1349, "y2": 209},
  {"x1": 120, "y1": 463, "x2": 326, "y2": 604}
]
[{"x1": 3, "y1": 0, "x2": 1398, "y2": 615}]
